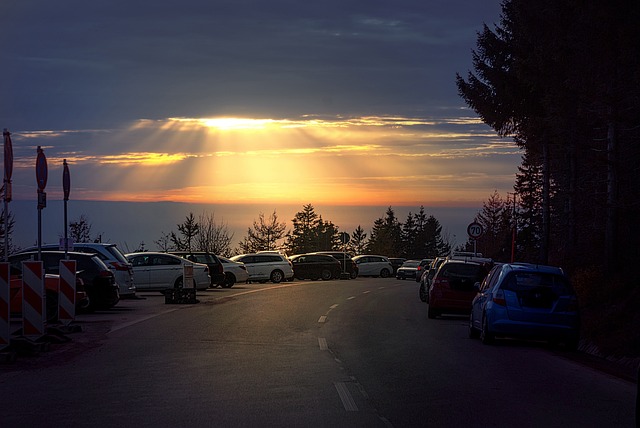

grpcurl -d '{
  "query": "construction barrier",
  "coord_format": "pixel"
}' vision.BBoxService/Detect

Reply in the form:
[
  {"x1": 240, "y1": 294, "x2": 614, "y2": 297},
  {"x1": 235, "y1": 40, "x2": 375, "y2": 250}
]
[
  {"x1": 0, "y1": 263, "x2": 9, "y2": 351},
  {"x1": 164, "y1": 263, "x2": 198, "y2": 304},
  {"x1": 22, "y1": 261, "x2": 45, "y2": 340},
  {"x1": 58, "y1": 260, "x2": 76, "y2": 326}
]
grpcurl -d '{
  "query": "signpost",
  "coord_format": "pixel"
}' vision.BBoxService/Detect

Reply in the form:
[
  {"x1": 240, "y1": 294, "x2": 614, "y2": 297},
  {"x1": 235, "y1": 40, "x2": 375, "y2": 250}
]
[
  {"x1": 339, "y1": 232, "x2": 351, "y2": 279},
  {"x1": 63, "y1": 159, "x2": 70, "y2": 258},
  {"x1": 36, "y1": 146, "x2": 48, "y2": 261},
  {"x1": 3, "y1": 129, "x2": 13, "y2": 261},
  {"x1": 467, "y1": 221, "x2": 484, "y2": 256}
]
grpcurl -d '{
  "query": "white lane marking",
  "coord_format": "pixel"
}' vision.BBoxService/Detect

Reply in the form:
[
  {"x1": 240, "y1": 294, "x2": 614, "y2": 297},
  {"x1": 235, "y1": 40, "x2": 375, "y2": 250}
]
[
  {"x1": 363, "y1": 290, "x2": 371, "y2": 294},
  {"x1": 318, "y1": 337, "x2": 328, "y2": 350},
  {"x1": 330, "y1": 304, "x2": 339, "y2": 309},
  {"x1": 318, "y1": 315, "x2": 327, "y2": 323},
  {"x1": 347, "y1": 296, "x2": 356, "y2": 300},
  {"x1": 334, "y1": 382, "x2": 358, "y2": 411},
  {"x1": 108, "y1": 308, "x2": 180, "y2": 334}
]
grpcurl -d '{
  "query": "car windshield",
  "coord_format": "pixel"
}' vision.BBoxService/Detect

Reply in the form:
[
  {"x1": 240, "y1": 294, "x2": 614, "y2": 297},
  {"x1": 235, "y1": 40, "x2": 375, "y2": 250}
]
[{"x1": 401, "y1": 261, "x2": 420, "y2": 268}]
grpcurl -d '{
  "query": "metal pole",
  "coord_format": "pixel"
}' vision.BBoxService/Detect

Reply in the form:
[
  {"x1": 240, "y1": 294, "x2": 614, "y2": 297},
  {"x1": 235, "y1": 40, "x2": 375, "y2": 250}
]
[{"x1": 3, "y1": 195, "x2": 7, "y2": 261}]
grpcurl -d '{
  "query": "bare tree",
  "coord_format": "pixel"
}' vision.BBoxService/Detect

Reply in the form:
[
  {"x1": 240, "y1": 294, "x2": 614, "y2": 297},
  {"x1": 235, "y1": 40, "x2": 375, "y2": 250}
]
[
  {"x1": 195, "y1": 212, "x2": 234, "y2": 256},
  {"x1": 69, "y1": 214, "x2": 93, "y2": 243}
]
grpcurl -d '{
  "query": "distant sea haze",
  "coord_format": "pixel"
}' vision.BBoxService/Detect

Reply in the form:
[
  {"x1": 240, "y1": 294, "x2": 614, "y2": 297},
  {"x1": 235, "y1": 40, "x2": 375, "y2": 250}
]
[{"x1": 10, "y1": 200, "x2": 481, "y2": 253}]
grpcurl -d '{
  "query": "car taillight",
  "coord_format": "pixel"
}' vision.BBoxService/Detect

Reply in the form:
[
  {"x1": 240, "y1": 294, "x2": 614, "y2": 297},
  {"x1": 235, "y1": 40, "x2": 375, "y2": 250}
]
[
  {"x1": 110, "y1": 261, "x2": 132, "y2": 271},
  {"x1": 492, "y1": 289, "x2": 506, "y2": 306}
]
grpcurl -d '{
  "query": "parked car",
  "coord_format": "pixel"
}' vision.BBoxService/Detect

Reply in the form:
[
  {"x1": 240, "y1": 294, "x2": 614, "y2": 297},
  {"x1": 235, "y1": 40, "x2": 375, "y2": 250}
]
[
  {"x1": 170, "y1": 251, "x2": 226, "y2": 287},
  {"x1": 27, "y1": 242, "x2": 136, "y2": 298},
  {"x1": 352, "y1": 255, "x2": 393, "y2": 278},
  {"x1": 469, "y1": 263, "x2": 580, "y2": 349},
  {"x1": 9, "y1": 271, "x2": 89, "y2": 322},
  {"x1": 388, "y1": 258, "x2": 406, "y2": 275},
  {"x1": 217, "y1": 255, "x2": 249, "y2": 287},
  {"x1": 289, "y1": 254, "x2": 342, "y2": 281},
  {"x1": 9, "y1": 251, "x2": 120, "y2": 311},
  {"x1": 396, "y1": 259, "x2": 421, "y2": 280},
  {"x1": 419, "y1": 257, "x2": 447, "y2": 302},
  {"x1": 427, "y1": 259, "x2": 492, "y2": 319},
  {"x1": 312, "y1": 251, "x2": 358, "y2": 279},
  {"x1": 414, "y1": 258, "x2": 433, "y2": 282},
  {"x1": 230, "y1": 252, "x2": 294, "y2": 284},
  {"x1": 126, "y1": 252, "x2": 210, "y2": 291}
]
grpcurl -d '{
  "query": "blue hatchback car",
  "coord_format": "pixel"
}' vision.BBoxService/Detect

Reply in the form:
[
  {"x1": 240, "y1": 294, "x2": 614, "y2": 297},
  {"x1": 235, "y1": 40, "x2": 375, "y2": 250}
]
[{"x1": 469, "y1": 263, "x2": 580, "y2": 350}]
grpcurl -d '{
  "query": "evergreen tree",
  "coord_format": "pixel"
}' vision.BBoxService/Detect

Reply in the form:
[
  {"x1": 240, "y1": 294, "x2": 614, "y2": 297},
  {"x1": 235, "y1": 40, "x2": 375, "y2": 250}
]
[
  {"x1": 239, "y1": 210, "x2": 287, "y2": 253},
  {"x1": 172, "y1": 213, "x2": 199, "y2": 252},
  {"x1": 348, "y1": 225, "x2": 367, "y2": 255},
  {"x1": 285, "y1": 204, "x2": 321, "y2": 254},
  {"x1": 366, "y1": 207, "x2": 401, "y2": 256}
]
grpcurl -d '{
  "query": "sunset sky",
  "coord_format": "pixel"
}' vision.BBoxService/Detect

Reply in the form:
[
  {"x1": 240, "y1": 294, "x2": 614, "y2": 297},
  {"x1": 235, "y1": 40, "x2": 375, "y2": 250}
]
[{"x1": 0, "y1": 0, "x2": 515, "y2": 250}]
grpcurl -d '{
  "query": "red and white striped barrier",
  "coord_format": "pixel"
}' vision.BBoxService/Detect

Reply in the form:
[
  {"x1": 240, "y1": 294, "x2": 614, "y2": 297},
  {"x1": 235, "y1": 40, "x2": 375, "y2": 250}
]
[
  {"x1": 22, "y1": 261, "x2": 45, "y2": 339},
  {"x1": 58, "y1": 260, "x2": 76, "y2": 325},
  {"x1": 0, "y1": 263, "x2": 10, "y2": 351}
]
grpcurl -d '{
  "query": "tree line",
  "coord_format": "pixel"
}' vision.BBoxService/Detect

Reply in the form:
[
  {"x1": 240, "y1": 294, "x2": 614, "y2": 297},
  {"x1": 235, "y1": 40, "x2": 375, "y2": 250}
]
[
  {"x1": 456, "y1": 1, "x2": 640, "y2": 276},
  {"x1": 151, "y1": 203, "x2": 453, "y2": 259}
]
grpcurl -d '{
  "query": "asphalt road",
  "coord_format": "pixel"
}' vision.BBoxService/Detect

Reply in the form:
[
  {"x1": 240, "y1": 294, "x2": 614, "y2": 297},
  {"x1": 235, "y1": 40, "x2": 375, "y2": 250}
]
[{"x1": 0, "y1": 277, "x2": 636, "y2": 427}]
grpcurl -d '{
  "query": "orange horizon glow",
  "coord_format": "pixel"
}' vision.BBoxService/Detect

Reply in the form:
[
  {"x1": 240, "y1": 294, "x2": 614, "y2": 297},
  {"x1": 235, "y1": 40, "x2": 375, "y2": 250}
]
[{"x1": 9, "y1": 115, "x2": 521, "y2": 207}]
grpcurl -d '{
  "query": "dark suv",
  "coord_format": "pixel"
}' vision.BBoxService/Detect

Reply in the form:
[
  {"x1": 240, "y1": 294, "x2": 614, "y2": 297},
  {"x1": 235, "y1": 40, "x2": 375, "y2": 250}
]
[
  {"x1": 312, "y1": 252, "x2": 358, "y2": 279},
  {"x1": 10, "y1": 251, "x2": 120, "y2": 311},
  {"x1": 289, "y1": 254, "x2": 342, "y2": 280},
  {"x1": 170, "y1": 252, "x2": 226, "y2": 287}
]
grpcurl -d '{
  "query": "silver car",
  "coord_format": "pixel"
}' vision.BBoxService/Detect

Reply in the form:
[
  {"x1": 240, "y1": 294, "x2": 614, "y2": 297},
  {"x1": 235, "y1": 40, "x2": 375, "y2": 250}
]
[
  {"x1": 352, "y1": 255, "x2": 393, "y2": 278},
  {"x1": 126, "y1": 252, "x2": 210, "y2": 291},
  {"x1": 230, "y1": 252, "x2": 293, "y2": 283}
]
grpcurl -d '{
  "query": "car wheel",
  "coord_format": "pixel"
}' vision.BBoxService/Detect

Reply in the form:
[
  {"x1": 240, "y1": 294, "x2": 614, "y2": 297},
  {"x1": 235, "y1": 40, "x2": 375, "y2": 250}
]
[
  {"x1": 224, "y1": 272, "x2": 236, "y2": 288},
  {"x1": 380, "y1": 268, "x2": 390, "y2": 278},
  {"x1": 175, "y1": 276, "x2": 184, "y2": 288},
  {"x1": 427, "y1": 306, "x2": 438, "y2": 319},
  {"x1": 350, "y1": 271, "x2": 357, "y2": 279},
  {"x1": 320, "y1": 269, "x2": 332, "y2": 281},
  {"x1": 480, "y1": 315, "x2": 494, "y2": 344},
  {"x1": 468, "y1": 314, "x2": 480, "y2": 339},
  {"x1": 419, "y1": 283, "x2": 427, "y2": 302},
  {"x1": 45, "y1": 290, "x2": 59, "y2": 323},
  {"x1": 270, "y1": 270, "x2": 284, "y2": 283}
]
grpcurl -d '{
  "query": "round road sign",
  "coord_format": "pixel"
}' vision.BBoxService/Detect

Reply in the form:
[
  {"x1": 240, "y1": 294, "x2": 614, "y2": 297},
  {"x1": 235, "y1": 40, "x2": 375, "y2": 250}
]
[
  {"x1": 467, "y1": 222, "x2": 484, "y2": 239},
  {"x1": 339, "y1": 232, "x2": 350, "y2": 245},
  {"x1": 63, "y1": 159, "x2": 71, "y2": 201},
  {"x1": 36, "y1": 146, "x2": 48, "y2": 191}
]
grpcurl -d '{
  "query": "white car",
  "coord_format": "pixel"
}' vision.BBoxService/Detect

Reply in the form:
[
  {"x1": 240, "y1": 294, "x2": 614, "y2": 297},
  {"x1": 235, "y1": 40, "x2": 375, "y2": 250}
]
[
  {"x1": 230, "y1": 252, "x2": 294, "y2": 283},
  {"x1": 218, "y1": 256, "x2": 249, "y2": 287},
  {"x1": 125, "y1": 252, "x2": 210, "y2": 291},
  {"x1": 26, "y1": 242, "x2": 136, "y2": 298},
  {"x1": 352, "y1": 255, "x2": 393, "y2": 277}
]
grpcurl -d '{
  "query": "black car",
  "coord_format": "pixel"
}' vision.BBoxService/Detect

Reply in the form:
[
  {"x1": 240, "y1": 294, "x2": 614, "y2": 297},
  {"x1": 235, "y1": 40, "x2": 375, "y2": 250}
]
[
  {"x1": 312, "y1": 251, "x2": 358, "y2": 279},
  {"x1": 396, "y1": 259, "x2": 421, "y2": 280},
  {"x1": 170, "y1": 251, "x2": 226, "y2": 287},
  {"x1": 9, "y1": 251, "x2": 120, "y2": 311},
  {"x1": 388, "y1": 258, "x2": 406, "y2": 275},
  {"x1": 289, "y1": 254, "x2": 342, "y2": 281}
]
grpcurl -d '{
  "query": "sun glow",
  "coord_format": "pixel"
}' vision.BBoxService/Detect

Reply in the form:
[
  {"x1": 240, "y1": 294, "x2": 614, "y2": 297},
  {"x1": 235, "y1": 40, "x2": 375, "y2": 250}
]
[{"x1": 21, "y1": 115, "x2": 519, "y2": 206}]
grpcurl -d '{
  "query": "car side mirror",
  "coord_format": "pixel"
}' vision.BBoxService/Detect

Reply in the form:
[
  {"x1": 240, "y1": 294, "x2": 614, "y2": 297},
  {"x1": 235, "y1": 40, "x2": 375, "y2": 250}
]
[{"x1": 473, "y1": 281, "x2": 481, "y2": 291}]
